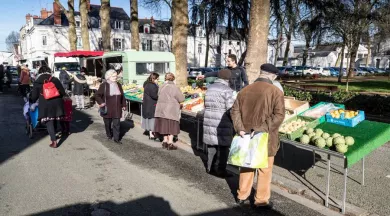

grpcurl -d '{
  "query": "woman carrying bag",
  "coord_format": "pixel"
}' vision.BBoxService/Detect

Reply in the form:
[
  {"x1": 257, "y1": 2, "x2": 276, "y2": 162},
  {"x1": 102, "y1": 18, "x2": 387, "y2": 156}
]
[{"x1": 95, "y1": 69, "x2": 126, "y2": 144}]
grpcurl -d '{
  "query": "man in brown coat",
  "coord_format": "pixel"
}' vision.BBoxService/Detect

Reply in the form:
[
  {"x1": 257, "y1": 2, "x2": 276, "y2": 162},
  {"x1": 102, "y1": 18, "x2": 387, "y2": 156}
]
[{"x1": 231, "y1": 63, "x2": 285, "y2": 209}]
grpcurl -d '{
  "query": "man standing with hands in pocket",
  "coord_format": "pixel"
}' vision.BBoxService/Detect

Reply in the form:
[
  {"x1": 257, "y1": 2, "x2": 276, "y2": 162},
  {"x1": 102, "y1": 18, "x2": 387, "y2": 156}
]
[{"x1": 231, "y1": 63, "x2": 285, "y2": 210}]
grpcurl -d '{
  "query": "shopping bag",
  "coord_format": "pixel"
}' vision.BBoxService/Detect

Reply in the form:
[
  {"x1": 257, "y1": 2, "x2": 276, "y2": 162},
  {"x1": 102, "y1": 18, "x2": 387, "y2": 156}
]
[
  {"x1": 30, "y1": 107, "x2": 39, "y2": 128},
  {"x1": 63, "y1": 98, "x2": 73, "y2": 122},
  {"x1": 227, "y1": 132, "x2": 269, "y2": 169}
]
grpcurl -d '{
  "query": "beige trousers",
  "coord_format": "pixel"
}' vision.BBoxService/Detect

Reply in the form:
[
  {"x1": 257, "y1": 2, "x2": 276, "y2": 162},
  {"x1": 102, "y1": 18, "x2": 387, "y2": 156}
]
[{"x1": 237, "y1": 156, "x2": 274, "y2": 205}]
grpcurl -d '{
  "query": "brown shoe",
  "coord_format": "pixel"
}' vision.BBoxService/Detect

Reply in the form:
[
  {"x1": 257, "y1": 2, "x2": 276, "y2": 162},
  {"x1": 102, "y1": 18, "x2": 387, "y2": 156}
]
[
  {"x1": 167, "y1": 143, "x2": 177, "y2": 150},
  {"x1": 49, "y1": 141, "x2": 58, "y2": 148},
  {"x1": 162, "y1": 142, "x2": 168, "y2": 149}
]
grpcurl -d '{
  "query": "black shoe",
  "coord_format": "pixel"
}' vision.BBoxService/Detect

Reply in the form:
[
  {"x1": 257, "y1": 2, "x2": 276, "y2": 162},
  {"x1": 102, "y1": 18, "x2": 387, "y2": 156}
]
[
  {"x1": 253, "y1": 201, "x2": 274, "y2": 210},
  {"x1": 114, "y1": 140, "x2": 122, "y2": 144}
]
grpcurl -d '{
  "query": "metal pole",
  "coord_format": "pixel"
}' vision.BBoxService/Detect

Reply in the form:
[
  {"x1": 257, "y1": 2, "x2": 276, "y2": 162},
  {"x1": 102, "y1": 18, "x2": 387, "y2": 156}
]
[
  {"x1": 325, "y1": 154, "x2": 331, "y2": 207},
  {"x1": 362, "y1": 157, "x2": 365, "y2": 186},
  {"x1": 342, "y1": 166, "x2": 348, "y2": 214}
]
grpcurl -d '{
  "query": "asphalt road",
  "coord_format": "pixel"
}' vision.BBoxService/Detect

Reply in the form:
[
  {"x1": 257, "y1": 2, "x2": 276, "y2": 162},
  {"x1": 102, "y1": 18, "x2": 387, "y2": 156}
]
[{"x1": 0, "y1": 89, "x2": 329, "y2": 216}]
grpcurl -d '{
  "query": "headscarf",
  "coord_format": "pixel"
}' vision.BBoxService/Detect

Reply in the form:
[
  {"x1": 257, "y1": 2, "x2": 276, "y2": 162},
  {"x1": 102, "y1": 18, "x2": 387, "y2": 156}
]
[{"x1": 105, "y1": 69, "x2": 121, "y2": 96}]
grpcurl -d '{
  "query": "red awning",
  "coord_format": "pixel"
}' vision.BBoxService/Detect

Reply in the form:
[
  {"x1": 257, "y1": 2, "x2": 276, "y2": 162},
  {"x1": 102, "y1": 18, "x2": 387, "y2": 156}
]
[{"x1": 54, "y1": 51, "x2": 104, "y2": 58}]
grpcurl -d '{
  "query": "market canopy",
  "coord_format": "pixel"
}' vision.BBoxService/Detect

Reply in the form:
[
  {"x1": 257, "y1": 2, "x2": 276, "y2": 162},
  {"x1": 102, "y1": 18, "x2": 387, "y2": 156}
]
[{"x1": 54, "y1": 51, "x2": 104, "y2": 58}]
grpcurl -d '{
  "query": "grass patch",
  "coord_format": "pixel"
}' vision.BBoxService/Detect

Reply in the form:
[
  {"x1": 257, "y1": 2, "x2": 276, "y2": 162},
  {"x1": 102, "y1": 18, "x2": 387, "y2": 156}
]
[{"x1": 298, "y1": 80, "x2": 390, "y2": 93}]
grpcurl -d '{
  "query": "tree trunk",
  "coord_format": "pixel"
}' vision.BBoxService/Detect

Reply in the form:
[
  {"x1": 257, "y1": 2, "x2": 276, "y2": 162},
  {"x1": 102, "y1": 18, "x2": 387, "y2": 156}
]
[
  {"x1": 100, "y1": 0, "x2": 111, "y2": 52},
  {"x1": 366, "y1": 37, "x2": 371, "y2": 67},
  {"x1": 283, "y1": 30, "x2": 292, "y2": 66},
  {"x1": 54, "y1": 0, "x2": 77, "y2": 51},
  {"x1": 205, "y1": 32, "x2": 210, "y2": 67},
  {"x1": 244, "y1": 0, "x2": 270, "y2": 83},
  {"x1": 130, "y1": 0, "x2": 140, "y2": 51},
  {"x1": 274, "y1": 20, "x2": 282, "y2": 65},
  {"x1": 172, "y1": 0, "x2": 189, "y2": 87},
  {"x1": 302, "y1": 40, "x2": 310, "y2": 66},
  {"x1": 80, "y1": 0, "x2": 90, "y2": 50},
  {"x1": 338, "y1": 43, "x2": 345, "y2": 83}
]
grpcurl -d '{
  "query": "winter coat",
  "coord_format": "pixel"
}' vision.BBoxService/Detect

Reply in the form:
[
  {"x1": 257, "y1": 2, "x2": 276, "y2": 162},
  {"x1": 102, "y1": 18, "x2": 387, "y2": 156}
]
[
  {"x1": 154, "y1": 81, "x2": 185, "y2": 122},
  {"x1": 30, "y1": 74, "x2": 66, "y2": 120},
  {"x1": 142, "y1": 82, "x2": 159, "y2": 119},
  {"x1": 231, "y1": 78, "x2": 285, "y2": 157},
  {"x1": 203, "y1": 79, "x2": 235, "y2": 146},
  {"x1": 20, "y1": 70, "x2": 30, "y2": 85},
  {"x1": 59, "y1": 70, "x2": 70, "y2": 90},
  {"x1": 95, "y1": 82, "x2": 126, "y2": 119},
  {"x1": 71, "y1": 74, "x2": 88, "y2": 95}
]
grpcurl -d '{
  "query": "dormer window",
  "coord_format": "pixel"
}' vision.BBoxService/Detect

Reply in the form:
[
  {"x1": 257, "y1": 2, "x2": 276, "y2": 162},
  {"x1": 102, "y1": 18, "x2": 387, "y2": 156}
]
[
  {"x1": 144, "y1": 24, "x2": 150, "y2": 34},
  {"x1": 114, "y1": 20, "x2": 123, "y2": 29}
]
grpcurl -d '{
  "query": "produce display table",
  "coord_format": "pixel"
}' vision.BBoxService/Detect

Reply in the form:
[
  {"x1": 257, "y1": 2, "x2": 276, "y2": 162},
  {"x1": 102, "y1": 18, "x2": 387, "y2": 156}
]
[{"x1": 280, "y1": 120, "x2": 390, "y2": 214}]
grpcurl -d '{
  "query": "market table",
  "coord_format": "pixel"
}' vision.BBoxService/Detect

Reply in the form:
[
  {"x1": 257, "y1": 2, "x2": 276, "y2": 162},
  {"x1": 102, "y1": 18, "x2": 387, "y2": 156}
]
[{"x1": 280, "y1": 120, "x2": 390, "y2": 214}]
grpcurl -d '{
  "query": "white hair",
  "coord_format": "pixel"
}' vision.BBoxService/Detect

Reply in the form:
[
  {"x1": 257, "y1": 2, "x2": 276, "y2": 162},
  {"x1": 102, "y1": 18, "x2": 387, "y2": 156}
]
[{"x1": 105, "y1": 69, "x2": 117, "y2": 80}]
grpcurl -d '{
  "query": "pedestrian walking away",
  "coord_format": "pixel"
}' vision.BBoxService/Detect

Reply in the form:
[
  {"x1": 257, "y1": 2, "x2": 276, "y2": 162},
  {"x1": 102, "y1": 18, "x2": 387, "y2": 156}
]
[
  {"x1": 203, "y1": 69, "x2": 236, "y2": 177},
  {"x1": 29, "y1": 66, "x2": 67, "y2": 148},
  {"x1": 154, "y1": 72, "x2": 185, "y2": 150},
  {"x1": 71, "y1": 68, "x2": 88, "y2": 110},
  {"x1": 19, "y1": 66, "x2": 31, "y2": 98},
  {"x1": 231, "y1": 63, "x2": 285, "y2": 210},
  {"x1": 59, "y1": 67, "x2": 71, "y2": 91},
  {"x1": 142, "y1": 73, "x2": 159, "y2": 140},
  {"x1": 95, "y1": 69, "x2": 126, "y2": 144}
]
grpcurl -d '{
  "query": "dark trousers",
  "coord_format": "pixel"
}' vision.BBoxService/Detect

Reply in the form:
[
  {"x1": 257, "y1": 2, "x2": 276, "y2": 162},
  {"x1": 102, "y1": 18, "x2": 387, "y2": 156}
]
[
  {"x1": 103, "y1": 118, "x2": 120, "y2": 141},
  {"x1": 207, "y1": 145, "x2": 229, "y2": 172},
  {"x1": 20, "y1": 84, "x2": 30, "y2": 97},
  {"x1": 0, "y1": 81, "x2": 3, "y2": 92},
  {"x1": 45, "y1": 120, "x2": 66, "y2": 141}
]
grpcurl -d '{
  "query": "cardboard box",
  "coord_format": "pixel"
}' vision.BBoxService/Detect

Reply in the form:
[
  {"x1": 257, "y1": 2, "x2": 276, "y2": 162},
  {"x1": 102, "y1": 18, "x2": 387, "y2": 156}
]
[{"x1": 284, "y1": 98, "x2": 310, "y2": 122}]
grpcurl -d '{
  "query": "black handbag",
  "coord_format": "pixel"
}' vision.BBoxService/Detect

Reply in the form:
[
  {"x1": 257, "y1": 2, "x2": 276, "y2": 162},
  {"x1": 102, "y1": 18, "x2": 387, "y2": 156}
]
[{"x1": 99, "y1": 83, "x2": 108, "y2": 115}]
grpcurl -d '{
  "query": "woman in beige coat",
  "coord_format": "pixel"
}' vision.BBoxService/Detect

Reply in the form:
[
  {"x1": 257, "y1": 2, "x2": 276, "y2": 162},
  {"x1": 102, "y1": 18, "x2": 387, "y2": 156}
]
[{"x1": 154, "y1": 73, "x2": 185, "y2": 150}]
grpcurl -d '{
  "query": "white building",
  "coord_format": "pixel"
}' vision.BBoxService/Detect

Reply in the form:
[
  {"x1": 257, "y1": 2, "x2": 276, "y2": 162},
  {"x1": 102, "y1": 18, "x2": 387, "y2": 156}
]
[{"x1": 0, "y1": 51, "x2": 14, "y2": 66}]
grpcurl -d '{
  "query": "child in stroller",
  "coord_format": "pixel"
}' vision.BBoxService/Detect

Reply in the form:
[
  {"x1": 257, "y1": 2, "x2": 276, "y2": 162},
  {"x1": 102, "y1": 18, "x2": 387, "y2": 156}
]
[{"x1": 23, "y1": 94, "x2": 43, "y2": 138}]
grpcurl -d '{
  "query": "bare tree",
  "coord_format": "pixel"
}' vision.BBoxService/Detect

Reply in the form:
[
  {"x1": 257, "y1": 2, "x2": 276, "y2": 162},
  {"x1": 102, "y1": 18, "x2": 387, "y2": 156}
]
[
  {"x1": 5, "y1": 31, "x2": 20, "y2": 52},
  {"x1": 54, "y1": 0, "x2": 77, "y2": 51},
  {"x1": 245, "y1": 0, "x2": 270, "y2": 83},
  {"x1": 80, "y1": 0, "x2": 91, "y2": 50},
  {"x1": 172, "y1": 0, "x2": 189, "y2": 86},
  {"x1": 100, "y1": 0, "x2": 111, "y2": 51},
  {"x1": 131, "y1": 0, "x2": 140, "y2": 50}
]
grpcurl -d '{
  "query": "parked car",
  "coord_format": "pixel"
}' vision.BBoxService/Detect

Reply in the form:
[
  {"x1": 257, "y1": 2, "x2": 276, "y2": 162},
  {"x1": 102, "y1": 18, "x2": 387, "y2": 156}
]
[
  {"x1": 360, "y1": 67, "x2": 375, "y2": 74},
  {"x1": 377, "y1": 68, "x2": 386, "y2": 73},
  {"x1": 355, "y1": 68, "x2": 367, "y2": 76},
  {"x1": 321, "y1": 68, "x2": 332, "y2": 76},
  {"x1": 188, "y1": 67, "x2": 214, "y2": 78},
  {"x1": 296, "y1": 66, "x2": 314, "y2": 75},
  {"x1": 328, "y1": 67, "x2": 339, "y2": 76}
]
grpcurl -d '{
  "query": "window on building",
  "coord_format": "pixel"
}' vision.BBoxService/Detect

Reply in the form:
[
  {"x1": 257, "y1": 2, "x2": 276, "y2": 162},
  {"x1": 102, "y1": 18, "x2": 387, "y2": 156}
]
[
  {"x1": 136, "y1": 62, "x2": 169, "y2": 75},
  {"x1": 142, "y1": 40, "x2": 153, "y2": 51},
  {"x1": 229, "y1": 41, "x2": 232, "y2": 45},
  {"x1": 76, "y1": 21, "x2": 81, "y2": 27},
  {"x1": 114, "y1": 20, "x2": 122, "y2": 29},
  {"x1": 363, "y1": 54, "x2": 367, "y2": 58},
  {"x1": 229, "y1": 49, "x2": 232, "y2": 55},
  {"x1": 159, "y1": 40, "x2": 164, "y2": 49},
  {"x1": 358, "y1": 54, "x2": 363, "y2": 59},
  {"x1": 144, "y1": 25, "x2": 150, "y2": 34},
  {"x1": 42, "y1": 35, "x2": 47, "y2": 46},
  {"x1": 237, "y1": 41, "x2": 240, "y2": 45},
  {"x1": 198, "y1": 43, "x2": 202, "y2": 53},
  {"x1": 77, "y1": 36, "x2": 82, "y2": 48},
  {"x1": 113, "y1": 38, "x2": 124, "y2": 51},
  {"x1": 198, "y1": 29, "x2": 203, "y2": 37}
]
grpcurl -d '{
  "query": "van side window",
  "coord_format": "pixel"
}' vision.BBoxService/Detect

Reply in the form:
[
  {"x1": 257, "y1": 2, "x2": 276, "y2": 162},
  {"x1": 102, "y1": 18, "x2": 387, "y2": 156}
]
[{"x1": 136, "y1": 62, "x2": 169, "y2": 75}]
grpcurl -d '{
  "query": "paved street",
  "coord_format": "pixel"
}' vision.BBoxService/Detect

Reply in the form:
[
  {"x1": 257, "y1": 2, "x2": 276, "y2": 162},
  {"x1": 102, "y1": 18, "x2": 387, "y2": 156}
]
[{"x1": 0, "y1": 88, "x2": 335, "y2": 216}]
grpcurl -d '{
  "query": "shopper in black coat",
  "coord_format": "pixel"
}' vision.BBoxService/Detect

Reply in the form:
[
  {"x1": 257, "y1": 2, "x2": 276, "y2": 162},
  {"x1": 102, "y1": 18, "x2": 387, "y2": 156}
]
[
  {"x1": 71, "y1": 70, "x2": 88, "y2": 110},
  {"x1": 30, "y1": 66, "x2": 67, "y2": 148},
  {"x1": 142, "y1": 73, "x2": 159, "y2": 140}
]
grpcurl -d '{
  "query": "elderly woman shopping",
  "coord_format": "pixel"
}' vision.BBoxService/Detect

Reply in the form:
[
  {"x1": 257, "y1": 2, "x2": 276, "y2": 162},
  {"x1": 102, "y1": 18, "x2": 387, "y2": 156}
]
[
  {"x1": 142, "y1": 73, "x2": 160, "y2": 140},
  {"x1": 203, "y1": 69, "x2": 236, "y2": 177},
  {"x1": 95, "y1": 69, "x2": 126, "y2": 144},
  {"x1": 154, "y1": 73, "x2": 185, "y2": 150}
]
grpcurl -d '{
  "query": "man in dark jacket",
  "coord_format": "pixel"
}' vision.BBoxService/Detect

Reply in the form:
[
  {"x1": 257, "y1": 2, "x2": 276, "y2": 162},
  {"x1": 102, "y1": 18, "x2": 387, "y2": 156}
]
[
  {"x1": 231, "y1": 63, "x2": 285, "y2": 210},
  {"x1": 197, "y1": 54, "x2": 248, "y2": 91},
  {"x1": 71, "y1": 70, "x2": 88, "y2": 110},
  {"x1": 59, "y1": 67, "x2": 70, "y2": 91}
]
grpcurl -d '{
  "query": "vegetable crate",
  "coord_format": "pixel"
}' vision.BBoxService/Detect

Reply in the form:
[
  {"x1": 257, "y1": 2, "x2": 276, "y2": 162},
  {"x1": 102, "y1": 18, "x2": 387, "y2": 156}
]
[
  {"x1": 284, "y1": 98, "x2": 310, "y2": 122},
  {"x1": 300, "y1": 102, "x2": 345, "y2": 123},
  {"x1": 279, "y1": 115, "x2": 320, "y2": 141},
  {"x1": 325, "y1": 110, "x2": 365, "y2": 127}
]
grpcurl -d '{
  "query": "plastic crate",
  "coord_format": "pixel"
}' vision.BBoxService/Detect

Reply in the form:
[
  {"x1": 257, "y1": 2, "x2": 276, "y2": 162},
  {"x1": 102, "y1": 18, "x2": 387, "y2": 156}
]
[
  {"x1": 279, "y1": 116, "x2": 320, "y2": 141},
  {"x1": 300, "y1": 102, "x2": 345, "y2": 123},
  {"x1": 325, "y1": 110, "x2": 365, "y2": 127}
]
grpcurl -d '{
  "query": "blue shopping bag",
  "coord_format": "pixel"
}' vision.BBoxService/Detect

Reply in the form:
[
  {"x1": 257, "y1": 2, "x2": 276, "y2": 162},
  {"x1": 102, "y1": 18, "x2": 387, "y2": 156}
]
[
  {"x1": 227, "y1": 132, "x2": 269, "y2": 169},
  {"x1": 30, "y1": 107, "x2": 39, "y2": 129}
]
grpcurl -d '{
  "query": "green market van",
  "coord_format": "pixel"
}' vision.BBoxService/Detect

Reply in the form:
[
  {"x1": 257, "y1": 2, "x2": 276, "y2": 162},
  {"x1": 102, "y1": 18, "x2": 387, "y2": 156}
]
[{"x1": 85, "y1": 50, "x2": 176, "y2": 84}]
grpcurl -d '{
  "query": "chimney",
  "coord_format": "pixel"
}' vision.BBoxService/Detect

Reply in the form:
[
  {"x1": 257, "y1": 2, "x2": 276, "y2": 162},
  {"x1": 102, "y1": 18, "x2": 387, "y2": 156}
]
[
  {"x1": 41, "y1": 8, "x2": 49, "y2": 19},
  {"x1": 33, "y1": 15, "x2": 39, "y2": 19},
  {"x1": 53, "y1": 1, "x2": 61, "y2": 25},
  {"x1": 151, "y1": 16, "x2": 155, "y2": 27},
  {"x1": 26, "y1": 13, "x2": 32, "y2": 24},
  {"x1": 47, "y1": 10, "x2": 53, "y2": 17}
]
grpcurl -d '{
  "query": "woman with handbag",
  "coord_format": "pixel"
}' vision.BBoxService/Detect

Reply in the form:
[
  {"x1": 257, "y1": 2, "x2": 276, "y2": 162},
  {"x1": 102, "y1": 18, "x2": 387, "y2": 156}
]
[
  {"x1": 142, "y1": 73, "x2": 159, "y2": 140},
  {"x1": 154, "y1": 73, "x2": 185, "y2": 150},
  {"x1": 95, "y1": 69, "x2": 126, "y2": 144},
  {"x1": 30, "y1": 66, "x2": 67, "y2": 148}
]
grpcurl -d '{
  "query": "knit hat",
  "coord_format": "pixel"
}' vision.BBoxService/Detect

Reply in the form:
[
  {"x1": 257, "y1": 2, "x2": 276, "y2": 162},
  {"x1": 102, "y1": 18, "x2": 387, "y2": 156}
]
[
  {"x1": 260, "y1": 63, "x2": 279, "y2": 74},
  {"x1": 218, "y1": 69, "x2": 231, "y2": 80}
]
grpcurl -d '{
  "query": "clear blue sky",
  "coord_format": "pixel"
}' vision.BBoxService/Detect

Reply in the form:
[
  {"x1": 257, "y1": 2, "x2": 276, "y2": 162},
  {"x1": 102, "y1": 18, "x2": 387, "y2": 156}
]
[{"x1": 0, "y1": 0, "x2": 171, "y2": 51}]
